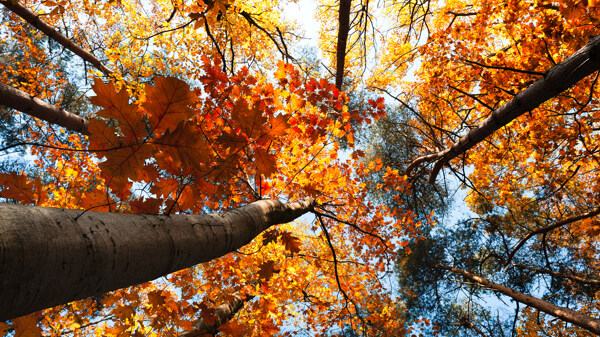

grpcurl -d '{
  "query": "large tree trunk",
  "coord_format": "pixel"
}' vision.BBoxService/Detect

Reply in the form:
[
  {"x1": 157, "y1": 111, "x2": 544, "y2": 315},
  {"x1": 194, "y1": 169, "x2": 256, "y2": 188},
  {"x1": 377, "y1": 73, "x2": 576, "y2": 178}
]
[
  {"x1": 0, "y1": 198, "x2": 314, "y2": 321},
  {"x1": 407, "y1": 35, "x2": 600, "y2": 182},
  {"x1": 435, "y1": 265, "x2": 600, "y2": 334}
]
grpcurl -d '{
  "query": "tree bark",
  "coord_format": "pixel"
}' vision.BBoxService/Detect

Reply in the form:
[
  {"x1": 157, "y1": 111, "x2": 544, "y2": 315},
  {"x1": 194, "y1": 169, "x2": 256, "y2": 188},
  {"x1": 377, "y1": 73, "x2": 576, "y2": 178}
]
[
  {"x1": 0, "y1": 82, "x2": 89, "y2": 134},
  {"x1": 407, "y1": 35, "x2": 600, "y2": 182},
  {"x1": 435, "y1": 264, "x2": 600, "y2": 335},
  {"x1": 0, "y1": 198, "x2": 314, "y2": 321},
  {"x1": 179, "y1": 291, "x2": 255, "y2": 337},
  {"x1": 335, "y1": 0, "x2": 352, "y2": 89},
  {"x1": 0, "y1": 0, "x2": 112, "y2": 76}
]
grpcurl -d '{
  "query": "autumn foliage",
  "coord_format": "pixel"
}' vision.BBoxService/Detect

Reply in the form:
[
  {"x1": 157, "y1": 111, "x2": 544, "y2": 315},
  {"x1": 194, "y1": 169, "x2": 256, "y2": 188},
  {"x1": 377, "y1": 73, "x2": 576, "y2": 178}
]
[{"x1": 2, "y1": 0, "x2": 600, "y2": 335}]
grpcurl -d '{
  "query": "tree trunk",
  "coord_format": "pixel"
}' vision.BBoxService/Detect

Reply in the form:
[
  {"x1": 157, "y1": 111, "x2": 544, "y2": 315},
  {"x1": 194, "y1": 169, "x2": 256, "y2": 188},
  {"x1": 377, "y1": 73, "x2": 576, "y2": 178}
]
[
  {"x1": 0, "y1": 198, "x2": 314, "y2": 321},
  {"x1": 407, "y1": 35, "x2": 600, "y2": 182},
  {"x1": 435, "y1": 264, "x2": 600, "y2": 335},
  {"x1": 335, "y1": 0, "x2": 352, "y2": 89},
  {"x1": 0, "y1": 82, "x2": 89, "y2": 134}
]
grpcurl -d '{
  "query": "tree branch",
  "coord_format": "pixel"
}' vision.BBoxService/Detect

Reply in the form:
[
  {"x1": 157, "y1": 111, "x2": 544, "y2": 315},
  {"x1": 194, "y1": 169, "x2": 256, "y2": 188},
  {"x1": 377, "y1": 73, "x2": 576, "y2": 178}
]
[
  {"x1": 407, "y1": 35, "x2": 600, "y2": 182},
  {"x1": 0, "y1": 0, "x2": 113, "y2": 76},
  {"x1": 0, "y1": 82, "x2": 89, "y2": 134},
  {"x1": 435, "y1": 264, "x2": 600, "y2": 334},
  {"x1": 505, "y1": 207, "x2": 600, "y2": 265}
]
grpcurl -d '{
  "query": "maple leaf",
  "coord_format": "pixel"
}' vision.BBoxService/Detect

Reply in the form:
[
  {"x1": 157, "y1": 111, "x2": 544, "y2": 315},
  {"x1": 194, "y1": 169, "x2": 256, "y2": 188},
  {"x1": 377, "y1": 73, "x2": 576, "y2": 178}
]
[
  {"x1": 0, "y1": 172, "x2": 39, "y2": 204},
  {"x1": 253, "y1": 148, "x2": 277, "y2": 177},
  {"x1": 130, "y1": 197, "x2": 162, "y2": 214},
  {"x1": 89, "y1": 118, "x2": 152, "y2": 182},
  {"x1": 231, "y1": 99, "x2": 268, "y2": 139},
  {"x1": 262, "y1": 229, "x2": 279, "y2": 246},
  {"x1": 12, "y1": 313, "x2": 42, "y2": 337},
  {"x1": 258, "y1": 260, "x2": 277, "y2": 280},
  {"x1": 89, "y1": 78, "x2": 145, "y2": 140},
  {"x1": 280, "y1": 231, "x2": 302, "y2": 255},
  {"x1": 268, "y1": 114, "x2": 290, "y2": 137},
  {"x1": 154, "y1": 121, "x2": 210, "y2": 173},
  {"x1": 147, "y1": 290, "x2": 166, "y2": 307},
  {"x1": 144, "y1": 76, "x2": 197, "y2": 135}
]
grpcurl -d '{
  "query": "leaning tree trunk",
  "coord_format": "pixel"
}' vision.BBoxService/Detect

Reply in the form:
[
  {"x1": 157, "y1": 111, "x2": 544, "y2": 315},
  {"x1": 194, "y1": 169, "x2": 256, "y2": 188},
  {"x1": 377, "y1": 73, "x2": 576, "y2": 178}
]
[
  {"x1": 0, "y1": 82, "x2": 89, "y2": 134},
  {"x1": 407, "y1": 35, "x2": 600, "y2": 182},
  {"x1": 435, "y1": 265, "x2": 600, "y2": 334},
  {"x1": 0, "y1": 198, "x2": 314, "y2": 321}
]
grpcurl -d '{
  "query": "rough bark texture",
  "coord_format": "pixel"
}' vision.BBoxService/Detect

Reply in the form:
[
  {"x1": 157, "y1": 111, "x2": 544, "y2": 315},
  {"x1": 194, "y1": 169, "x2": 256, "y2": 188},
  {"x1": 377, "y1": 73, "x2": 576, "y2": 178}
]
[
  {"x1": 407, "y1": 35, "x2": 600, "y2": 182},
  {"x1": 436, "y1": 265, "x2": 600, "y2": 334},
  {"x1": 0, "y1": 198, "x2": 314, "y2": 320},
  {"x1": 335, "y1": 0, "x2": 352, "y2": 89},
  {"x1": 0, "y1": 82, "x2": 89, "y2": 134},
  {"x1": 0, "y1": 0, "x2": 112, "y2": 76}
]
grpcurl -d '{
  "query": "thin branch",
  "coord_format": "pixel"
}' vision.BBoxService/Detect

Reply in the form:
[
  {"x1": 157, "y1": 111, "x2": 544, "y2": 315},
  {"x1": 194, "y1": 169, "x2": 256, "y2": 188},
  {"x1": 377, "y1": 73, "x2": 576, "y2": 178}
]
[{"x1": 505, "y1": 207, "x2": 600, "y2": 265}]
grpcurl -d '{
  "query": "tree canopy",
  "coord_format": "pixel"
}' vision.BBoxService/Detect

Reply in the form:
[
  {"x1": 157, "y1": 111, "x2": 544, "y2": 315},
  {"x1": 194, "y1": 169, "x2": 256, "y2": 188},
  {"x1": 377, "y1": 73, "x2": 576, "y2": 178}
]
[{"x1": 2, "y1": 0, "x2": 600, "y2": 336}]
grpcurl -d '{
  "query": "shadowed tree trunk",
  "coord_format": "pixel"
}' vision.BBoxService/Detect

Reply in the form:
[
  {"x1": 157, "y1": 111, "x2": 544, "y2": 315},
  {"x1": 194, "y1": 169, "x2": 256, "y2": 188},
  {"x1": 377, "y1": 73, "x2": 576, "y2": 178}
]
[
  {"x1": 335, "y1": 0, "x2": 351, "y2": 89},
  {"x1": 0, "y1": 198, "x2": 314, "y2": 321},
  {"x1": 435, "y1": 264, "x2": 600, "y2": 334}
]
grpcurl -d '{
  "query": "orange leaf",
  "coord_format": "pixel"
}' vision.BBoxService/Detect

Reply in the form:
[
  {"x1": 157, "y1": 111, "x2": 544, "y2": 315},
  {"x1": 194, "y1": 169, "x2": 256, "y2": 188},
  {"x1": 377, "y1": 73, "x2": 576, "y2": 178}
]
[
  {"x1": 0, "y1": 322, "x2": 9, "y2": 337},
  {"x1": 0, "y1": 172, "x2": 38, "y2": 204},
  {"x1": 147, "y1": 290, "x2": 166, "y2": 307},
  {"x1": 12, "y1": 313, "x2": 42, "y2": 337},
  {"x1": 144, "y1": 76, "x2": 196, "y2": 135},
  {"x1": 280, "y1": 231, "x2": 301, "y2": 255},
  {"x1": 231, "y1": 99, "x2": 268, "y2": 139},
  {"x1": 253, "y1": 148, "x2": 277, "y2": 177},
  {"x1": 154, "y1": 121, "x2": 210, "y2": 173},
  {"x1": 90, "y1": 78, "x2": 145, "y2": 140},
  {"x1": 258, "y1": 260, "x2": 277, "y2": 280}
]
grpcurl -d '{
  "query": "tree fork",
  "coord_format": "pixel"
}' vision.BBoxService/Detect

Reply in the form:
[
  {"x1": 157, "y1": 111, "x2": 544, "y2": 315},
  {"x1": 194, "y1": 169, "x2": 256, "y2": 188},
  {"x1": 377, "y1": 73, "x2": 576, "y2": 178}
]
[
  {"x1": 0, "y1": 198, "x2": 315, "y2": 321},
  {"x1": 0, "y1": 82, "x2": 89, "y2": 134},
  {"x1": 435, "y1": 264, "x2": 600, "y2": 334},
  {"x1": 407, "y1": 35, "x2": 600, "y2": 182}
]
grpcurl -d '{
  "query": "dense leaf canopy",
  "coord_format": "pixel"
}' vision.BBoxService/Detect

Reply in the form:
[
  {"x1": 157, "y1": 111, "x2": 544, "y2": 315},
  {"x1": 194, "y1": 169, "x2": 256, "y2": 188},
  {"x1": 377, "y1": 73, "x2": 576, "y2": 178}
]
[{"x1": 1, "y1": 0, "x2": 600, "y2": 336}]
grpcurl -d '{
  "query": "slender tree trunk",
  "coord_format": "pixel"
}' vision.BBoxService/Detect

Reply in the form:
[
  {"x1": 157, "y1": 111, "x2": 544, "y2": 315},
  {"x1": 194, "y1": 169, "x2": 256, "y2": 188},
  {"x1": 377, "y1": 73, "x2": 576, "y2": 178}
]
[
  {"x1": 0, "y1": 82, "x2": 89, "y2": 134},
  {"x1": 407, "y1": 35, "x2": 600, "y2": 182},
  {"x1": 435, "y1": 264, "x2": 600, "y2": 334},
  {"x1": 0, "y1": 198, "x2": 314, "y2": 321},
  {"x1": 0, "y1": 0, "x2": 113, "y2": 76},
  {"x1": 335, "y1": 0, "x2": 352, "y2": 89}
]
